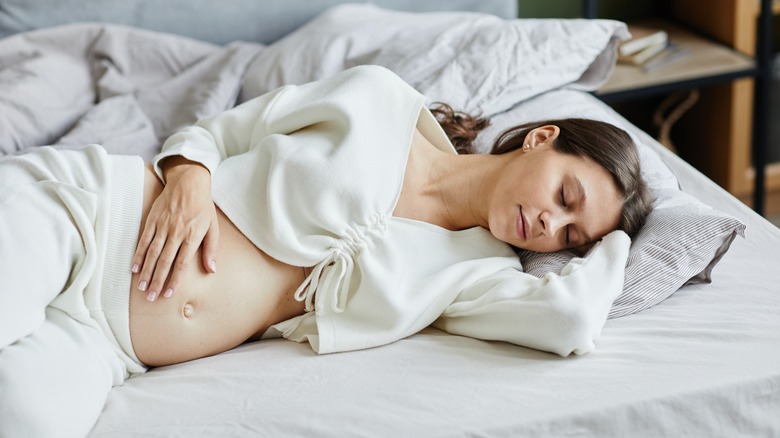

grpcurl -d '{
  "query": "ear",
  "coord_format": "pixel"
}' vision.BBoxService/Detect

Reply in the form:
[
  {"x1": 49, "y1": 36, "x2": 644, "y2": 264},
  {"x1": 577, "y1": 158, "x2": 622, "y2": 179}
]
[{"x1": 523, "y1": 125, "x2": 560, "y2": 151}]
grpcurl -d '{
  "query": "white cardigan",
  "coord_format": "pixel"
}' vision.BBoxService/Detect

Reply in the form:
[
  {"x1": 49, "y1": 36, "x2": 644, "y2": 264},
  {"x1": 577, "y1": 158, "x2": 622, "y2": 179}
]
[{"x1": 154, "y1": 65, "x2": 630, "y2": 356}]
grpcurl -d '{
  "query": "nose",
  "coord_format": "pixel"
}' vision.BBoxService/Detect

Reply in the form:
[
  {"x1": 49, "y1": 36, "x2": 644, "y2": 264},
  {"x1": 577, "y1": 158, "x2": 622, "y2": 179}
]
[{"x1": 539, "y1": 210, "x2": 568, "y2": 237}]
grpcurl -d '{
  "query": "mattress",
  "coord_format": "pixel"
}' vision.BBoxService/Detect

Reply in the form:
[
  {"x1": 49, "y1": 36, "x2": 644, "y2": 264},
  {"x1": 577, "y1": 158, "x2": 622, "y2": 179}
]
[{"x1": 89, "y1": 90, "x2": 780, "y2": 437}]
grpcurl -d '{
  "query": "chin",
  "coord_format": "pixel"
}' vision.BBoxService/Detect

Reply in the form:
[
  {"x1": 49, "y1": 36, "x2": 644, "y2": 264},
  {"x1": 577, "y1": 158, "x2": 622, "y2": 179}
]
[
  {"x1": 501, "y1": 235, "x2": 531, "y2": 251},
  {"x1": 512, "y1": 242, "x2": 534, "y2": 252}
]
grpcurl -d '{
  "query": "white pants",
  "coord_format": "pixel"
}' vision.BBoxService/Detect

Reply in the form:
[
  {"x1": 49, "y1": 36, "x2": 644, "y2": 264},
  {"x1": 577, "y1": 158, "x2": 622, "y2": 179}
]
[{"x1": 0, "y1": 146, "x2": 146, "y2": 438}]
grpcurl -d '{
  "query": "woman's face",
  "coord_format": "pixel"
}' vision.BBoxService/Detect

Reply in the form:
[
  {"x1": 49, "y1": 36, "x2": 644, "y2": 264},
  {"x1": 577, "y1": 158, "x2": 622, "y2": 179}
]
[{"x1": 488, "y1": 126, "x2": 622, "y2": 254}]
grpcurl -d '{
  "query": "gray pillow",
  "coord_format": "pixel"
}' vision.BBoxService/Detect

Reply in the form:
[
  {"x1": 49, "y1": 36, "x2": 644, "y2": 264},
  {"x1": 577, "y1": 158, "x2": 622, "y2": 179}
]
[{"x1": 517, "y1": 189, "x2": 746, "y2": 319}]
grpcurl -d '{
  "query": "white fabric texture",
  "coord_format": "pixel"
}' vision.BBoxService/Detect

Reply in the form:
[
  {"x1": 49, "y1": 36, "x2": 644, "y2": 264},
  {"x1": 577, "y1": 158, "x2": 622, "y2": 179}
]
[
  {"x1": 240, "y1": 4, "x2": 629, "y2": 117},
  {"x1": 155, "y1": 65, "x2": 631, "y2": 356},
  {"x1": 0, "y1": 308, "x2": 130, "y2": 438},
  {"x1": 0, "y1": 145, "x2": 146, "y2": 436}
]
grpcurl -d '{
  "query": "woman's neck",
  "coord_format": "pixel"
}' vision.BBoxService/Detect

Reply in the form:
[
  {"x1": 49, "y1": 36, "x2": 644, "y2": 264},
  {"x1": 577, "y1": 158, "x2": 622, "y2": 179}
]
[{"x1": 419, "y1": 144, "x2": 504, "y2": 231}]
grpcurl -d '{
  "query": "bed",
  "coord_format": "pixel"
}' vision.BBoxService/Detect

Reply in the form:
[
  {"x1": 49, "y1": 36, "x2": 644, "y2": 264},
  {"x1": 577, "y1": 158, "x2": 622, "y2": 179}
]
[{"x1": 1, "y1": 0, "x2": 779, "y2": 436}]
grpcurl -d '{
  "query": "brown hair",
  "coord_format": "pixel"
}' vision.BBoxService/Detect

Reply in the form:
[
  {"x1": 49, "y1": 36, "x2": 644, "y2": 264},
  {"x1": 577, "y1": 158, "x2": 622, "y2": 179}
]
[{"x1": 430, "y1": 103, "x2": 652, "y2": 238}]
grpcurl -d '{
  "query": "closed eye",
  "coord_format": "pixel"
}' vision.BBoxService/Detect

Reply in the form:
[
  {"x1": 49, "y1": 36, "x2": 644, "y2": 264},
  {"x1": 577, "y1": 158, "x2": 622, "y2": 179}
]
[{"x1": 560, "y1": 187, "x2": 570, "y2": 245}]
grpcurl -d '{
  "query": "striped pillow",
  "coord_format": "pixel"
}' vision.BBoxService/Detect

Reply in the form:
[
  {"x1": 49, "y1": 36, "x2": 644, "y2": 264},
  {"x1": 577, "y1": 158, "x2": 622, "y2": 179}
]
[{"x1": 517, "y1": 189, "x2": 745, "y2": 319}]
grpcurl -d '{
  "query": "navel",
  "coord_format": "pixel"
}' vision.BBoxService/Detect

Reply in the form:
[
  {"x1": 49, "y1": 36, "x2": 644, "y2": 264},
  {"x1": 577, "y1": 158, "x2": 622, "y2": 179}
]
[{"x1": 182, "y1": 302, "x2": 195, "y2": 318}]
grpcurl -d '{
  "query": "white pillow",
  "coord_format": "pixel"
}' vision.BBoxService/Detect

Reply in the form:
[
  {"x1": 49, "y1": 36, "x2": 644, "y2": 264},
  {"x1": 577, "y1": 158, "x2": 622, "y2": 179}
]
[{"x1": 239, "y1": 4, "x2": 629, "y2": 117}]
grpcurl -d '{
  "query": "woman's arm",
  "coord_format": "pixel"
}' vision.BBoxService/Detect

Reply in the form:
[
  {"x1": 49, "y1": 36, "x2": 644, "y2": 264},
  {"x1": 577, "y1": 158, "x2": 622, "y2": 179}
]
[
  {"x1": 132, "y1": 86, "x2": 290, "y2": 300},
  {"x1": 433, "y1": 231, "x2": 630, "y2": 356},
  {"x1": 153, "y1": 65, "x2": 409, "y2": 181},
  {"x1": 135, "y1": 65, "x2": 409, "y2": 300},
  {"x1": 153, "y1": 85, "x2": 288, "y2": 181}
]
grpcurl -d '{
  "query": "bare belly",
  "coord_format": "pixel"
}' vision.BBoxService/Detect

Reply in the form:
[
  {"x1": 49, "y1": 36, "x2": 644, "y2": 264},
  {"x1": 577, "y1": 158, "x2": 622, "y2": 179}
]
[{"x1": 129, "y1": 165, "x2": 307, "y2": 367}]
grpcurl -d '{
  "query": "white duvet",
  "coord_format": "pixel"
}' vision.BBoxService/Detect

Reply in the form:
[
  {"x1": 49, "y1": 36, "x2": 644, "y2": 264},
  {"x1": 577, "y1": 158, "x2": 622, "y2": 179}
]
[
  {"x1": 0, "y1": 5, "x2": 628, "y2": 161},
  {"x1": 241, "y1": 4, "x2": 629, "y2": 116},
  {"x1": 0, "y1": 23, "x2": 263, "y2": 159}
]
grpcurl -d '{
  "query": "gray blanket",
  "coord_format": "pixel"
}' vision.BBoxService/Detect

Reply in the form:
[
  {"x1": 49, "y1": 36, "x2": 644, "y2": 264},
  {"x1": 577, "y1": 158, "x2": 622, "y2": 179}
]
[{"x1": 0, "y1": 23, "x2": 263, "y2": 161}]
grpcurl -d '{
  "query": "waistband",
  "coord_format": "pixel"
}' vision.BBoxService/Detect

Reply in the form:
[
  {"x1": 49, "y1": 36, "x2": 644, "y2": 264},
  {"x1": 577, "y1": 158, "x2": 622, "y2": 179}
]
[{"x1": 99, "y1": 153, "x2": 147, "y2": 374}]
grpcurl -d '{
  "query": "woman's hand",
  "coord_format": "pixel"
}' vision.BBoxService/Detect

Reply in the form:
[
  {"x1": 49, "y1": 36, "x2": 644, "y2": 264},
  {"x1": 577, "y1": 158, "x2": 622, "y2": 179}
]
[{"x1": 131, "y1": 157, "x2": 219, "y2": 301}]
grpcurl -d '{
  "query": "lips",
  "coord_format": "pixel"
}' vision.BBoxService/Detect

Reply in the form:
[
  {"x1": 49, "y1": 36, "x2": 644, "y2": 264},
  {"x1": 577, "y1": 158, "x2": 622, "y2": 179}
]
[{"x1": 516, "y1": 207, "x2": 527, "y2": 240}]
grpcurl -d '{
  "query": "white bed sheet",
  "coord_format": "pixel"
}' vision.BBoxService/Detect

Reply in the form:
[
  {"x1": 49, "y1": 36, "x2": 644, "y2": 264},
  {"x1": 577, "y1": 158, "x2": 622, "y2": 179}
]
[{"x1": 89, "y1": 90, "x2": 780, "y2": 437}]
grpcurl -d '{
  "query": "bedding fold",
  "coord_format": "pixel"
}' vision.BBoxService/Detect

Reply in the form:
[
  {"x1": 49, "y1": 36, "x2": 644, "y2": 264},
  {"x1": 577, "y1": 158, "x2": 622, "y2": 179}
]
[
  {"x1": 0, "y1": 23, "x2": 264, "y2": 160},
  {"x1": 239, "y1": 4, "x2": 630, "y2": 117}
]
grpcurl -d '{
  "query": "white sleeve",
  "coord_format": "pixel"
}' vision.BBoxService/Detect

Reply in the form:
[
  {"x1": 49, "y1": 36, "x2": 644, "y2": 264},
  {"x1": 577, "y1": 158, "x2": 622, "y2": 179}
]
[
  {"x1": 152, "y1": 65, "x2": 412, "y2": 183},
  {"x1": 152, "y1": 85, "x2": 288, "y2": 182},
  {"x1": 432, "y1": 230, "x2": 630, "y2": 357}
]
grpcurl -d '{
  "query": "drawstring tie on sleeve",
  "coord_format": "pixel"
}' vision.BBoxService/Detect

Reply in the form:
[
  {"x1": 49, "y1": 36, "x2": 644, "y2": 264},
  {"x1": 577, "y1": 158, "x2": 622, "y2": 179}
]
[{"x1": 294, "y1": 247, "x2": 354, "y2": 313}]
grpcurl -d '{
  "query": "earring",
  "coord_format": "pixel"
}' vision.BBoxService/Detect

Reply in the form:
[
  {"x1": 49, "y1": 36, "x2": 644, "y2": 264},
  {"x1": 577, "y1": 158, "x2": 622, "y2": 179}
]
[{"x1": 522, "y1": 143, "x2": 531, "y2": 152}]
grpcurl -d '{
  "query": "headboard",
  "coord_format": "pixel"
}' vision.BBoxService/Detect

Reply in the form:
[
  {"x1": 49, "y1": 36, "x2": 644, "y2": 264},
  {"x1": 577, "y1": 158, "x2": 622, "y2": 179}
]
[{"x1": 0, "y1": 0, "x2": 518, "y2": 44}]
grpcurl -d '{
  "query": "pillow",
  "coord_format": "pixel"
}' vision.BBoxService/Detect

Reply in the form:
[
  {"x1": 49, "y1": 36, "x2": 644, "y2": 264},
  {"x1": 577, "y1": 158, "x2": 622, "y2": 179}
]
[
  {"x1": 240, "y1": 4, "x2": 630, "y2": 117},
  {"x1": 477, "y1": 89, "x2": 745, "y2": 318},
  {"x1": 518, "y1": 189, "x2": 746, "y2": 319}
]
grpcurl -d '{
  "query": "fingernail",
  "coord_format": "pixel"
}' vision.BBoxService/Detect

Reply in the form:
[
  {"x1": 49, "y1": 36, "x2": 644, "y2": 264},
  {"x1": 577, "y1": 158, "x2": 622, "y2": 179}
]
[
  {"x1": 209, "y1": 260, "x2": 217, "y2": 273},
  {"x1": 138, "y1": 280, "x2": 148, "y2": 291},
  {"x1": 163, "y1": 288, "x2": 174, "y2": 298},
  {"x1": 131, "y1": 264, "x2": 140, "y2": 273},
  {"x1": 147, "y1": 290, "x2": 158, "y2": 301}
]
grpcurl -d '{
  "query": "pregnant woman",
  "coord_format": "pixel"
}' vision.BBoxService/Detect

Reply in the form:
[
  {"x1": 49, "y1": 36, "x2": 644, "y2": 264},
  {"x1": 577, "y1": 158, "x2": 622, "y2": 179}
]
[{"x1": 0, "y1": 66, "x2": 651, "y2": 437}]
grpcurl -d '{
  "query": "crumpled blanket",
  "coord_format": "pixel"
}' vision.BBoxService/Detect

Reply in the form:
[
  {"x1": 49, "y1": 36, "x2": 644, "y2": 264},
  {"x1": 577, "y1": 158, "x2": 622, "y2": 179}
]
[{"x1": 0, "y1": 23, "x2": 263, "y2": 161}]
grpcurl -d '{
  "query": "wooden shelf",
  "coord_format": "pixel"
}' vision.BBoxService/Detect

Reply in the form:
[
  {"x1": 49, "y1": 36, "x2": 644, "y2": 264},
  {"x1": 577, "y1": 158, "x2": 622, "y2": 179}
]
[
  {"x1": 597, "y1": 19, "x2": 755, "y2": 95},
  {"x1": 587, "y1": 0, "x2": 773, "y2": 214}
]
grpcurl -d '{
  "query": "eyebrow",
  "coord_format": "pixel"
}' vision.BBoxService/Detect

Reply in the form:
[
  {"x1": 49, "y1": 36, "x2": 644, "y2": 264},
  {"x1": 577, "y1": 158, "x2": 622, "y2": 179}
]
[{"x1": 573, "y1": 176, "x2": 593, "y2": 244}]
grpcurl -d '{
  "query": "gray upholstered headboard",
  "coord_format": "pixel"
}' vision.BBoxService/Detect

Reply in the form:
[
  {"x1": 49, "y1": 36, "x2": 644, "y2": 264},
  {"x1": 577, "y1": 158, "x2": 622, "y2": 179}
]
[{"x1": 0, "y1": 0, "x2": 518, "y2": 44}]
